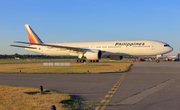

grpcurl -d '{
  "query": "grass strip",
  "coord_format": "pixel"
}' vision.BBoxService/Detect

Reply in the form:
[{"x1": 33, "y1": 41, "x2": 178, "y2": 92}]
[
  {"x1": 0, "y1": 59, "x2": 74, "y2": 63},
  {"x1": 0, "y1": 59, "x2": 133, "y2": 64},
  {"x1": 0, "y1": 85, "x2": 78, "y2": 110},
  {"x1": 0, "y1": 63, "x2": 131, "y2": 74}
]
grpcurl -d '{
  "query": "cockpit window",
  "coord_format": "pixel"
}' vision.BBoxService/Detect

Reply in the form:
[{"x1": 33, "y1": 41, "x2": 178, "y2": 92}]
[{"x1": 164, "y1": 44, "x2": 170, "y2": 47}]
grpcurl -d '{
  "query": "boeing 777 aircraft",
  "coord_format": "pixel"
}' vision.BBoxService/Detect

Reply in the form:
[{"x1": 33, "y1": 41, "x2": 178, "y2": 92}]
[{"x1": 10, "y1": 24, "x2": 173, "y2": 63}]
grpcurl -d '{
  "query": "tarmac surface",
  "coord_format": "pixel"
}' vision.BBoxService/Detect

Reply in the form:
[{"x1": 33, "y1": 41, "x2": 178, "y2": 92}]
[{"x1": 0, "y1": 61, "x2": 180, "y2": 110}]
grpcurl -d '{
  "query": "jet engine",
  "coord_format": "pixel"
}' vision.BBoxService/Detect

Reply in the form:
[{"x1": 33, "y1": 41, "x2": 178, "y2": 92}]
[
  {"x1": 109, "y1": 56, "x2": 123, "y2": 60},
  {"x1": 84, "y1": 50, "x2": 102, "y2": 60}
]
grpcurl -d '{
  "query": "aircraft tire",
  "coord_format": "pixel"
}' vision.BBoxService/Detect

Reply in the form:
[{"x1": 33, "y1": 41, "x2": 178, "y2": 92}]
[
  {"x1": 76, "y1": 59, "x2": 78, "y2": 63},
  {"x1": 76, "y1": 59, "x2": 81, "y2": 63},
  {"x1": 87, "y1": 60, "x2": 99, "y2": 63},
  {"x1": 156, "y1": 60, "x2": 160, "y2": 63},
  {"x1": 80, "y1": 59, "x2": 86, "y2": 63}
]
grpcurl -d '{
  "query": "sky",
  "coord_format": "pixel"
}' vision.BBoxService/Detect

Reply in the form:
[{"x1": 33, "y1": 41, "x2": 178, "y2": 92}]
[{"x1": 0, "y1": 0, "x2": 180, "y2": 55}]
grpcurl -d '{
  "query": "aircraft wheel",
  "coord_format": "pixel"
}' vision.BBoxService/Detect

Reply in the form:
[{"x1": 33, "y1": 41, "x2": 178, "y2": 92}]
[
  {"x1": 76, "y1": 59, "x2": 78, "y2": 63},
  {"x1": 76, "y1": 59, "x2": 81, "y2": 63},
  {"x1": 88, "y1": 60, "x2": 99, "y2": 63},
  {"x1": 156, "y1": 60, "x2": 160, "y2": 63},
  {"x1": 80, "y1": 59, "x2": 86, "y2": 63},
  {"x1": 78, "y1": 59, "x2": 80, "y2": 63}
]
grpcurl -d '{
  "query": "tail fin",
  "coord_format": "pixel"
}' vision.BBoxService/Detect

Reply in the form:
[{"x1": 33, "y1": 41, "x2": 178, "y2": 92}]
[{"x1": 25, "y1": 24, "x2": 43, "y2": 44}]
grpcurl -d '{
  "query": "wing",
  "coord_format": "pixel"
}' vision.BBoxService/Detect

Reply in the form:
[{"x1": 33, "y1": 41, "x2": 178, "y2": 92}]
[{"x1": 14, "y1": 41, "x2": 88, "y2": 51}]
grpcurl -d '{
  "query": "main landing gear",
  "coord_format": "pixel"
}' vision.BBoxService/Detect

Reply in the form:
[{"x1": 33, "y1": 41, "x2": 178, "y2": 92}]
[
  {"x1": 76, "y1": 59, "x2": 86, "y2": 63},
  {"x1": 89, "y1": 60, "x2": 99, "y2": 63},
  {"x1": 75, "y1": 59, "x2": 99, "y2": 63}
]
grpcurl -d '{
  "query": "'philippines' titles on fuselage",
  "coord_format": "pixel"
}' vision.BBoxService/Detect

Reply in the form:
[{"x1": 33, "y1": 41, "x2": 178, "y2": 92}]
[{"x1": 115, "y1": 42, "x2": 145, "y2": 46}]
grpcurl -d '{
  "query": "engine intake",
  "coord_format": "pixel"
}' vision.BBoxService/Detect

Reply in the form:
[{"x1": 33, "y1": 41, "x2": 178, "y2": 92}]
[{"x1": 84, "y1": 50, "x2": 102, "y2": 60}]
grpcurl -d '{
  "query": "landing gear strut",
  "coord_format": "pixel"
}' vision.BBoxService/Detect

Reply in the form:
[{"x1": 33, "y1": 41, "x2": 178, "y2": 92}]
[{"x1": 156, "y1": 54, "x2": 163, "y2": 63}]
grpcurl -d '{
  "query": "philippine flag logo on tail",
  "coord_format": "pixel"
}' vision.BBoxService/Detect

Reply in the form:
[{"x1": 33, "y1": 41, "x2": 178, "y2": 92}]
[{"x1": 25, "y1": 24, "x2": 43, "y2": 44}]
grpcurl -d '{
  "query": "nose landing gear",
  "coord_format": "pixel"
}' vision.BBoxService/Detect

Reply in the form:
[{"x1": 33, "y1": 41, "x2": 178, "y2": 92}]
[
  {"x1": 156, "y1": 59, "x2": 160, "y2": 63},
  {"x1": 156, "y1": 54, "x2": 163, "y2": 63}
]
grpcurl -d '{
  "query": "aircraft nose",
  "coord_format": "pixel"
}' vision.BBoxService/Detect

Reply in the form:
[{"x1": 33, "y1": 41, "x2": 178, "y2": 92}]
[
  {"x1": 170, "y1": 46, "x2": 173, "y2": 52},
  {"x1": 167, "y1": 46, "x2": 173, "y2": 53}
]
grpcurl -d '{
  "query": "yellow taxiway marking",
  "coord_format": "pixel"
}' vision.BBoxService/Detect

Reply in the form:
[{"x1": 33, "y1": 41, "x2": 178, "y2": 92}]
[
  {"x1": 108, "y1": 91, "x2": 115, "y2": 94},
  {"x1": 101, "y1": 100, "x2": 106, "y2": 103},
  {"x1": 111, "y1": 88, "x2": 117, "y2": 90},
  {"x1": 95, "y1": 106, "x2": 107, "y2": 110},
  {"x1": 100, "y1": 106, "x2": 106, "y2": 110},
  {"x1": 96, "y1": 72, "x2": 127, "y2": 110},
  {"x1": 101, "y1": 99, "x2": 110, "y2": 103},
  {"x1": 105, "y1": 95, "x2": 113, "y2": 98},
  {"x1": 95, "y1": 106, "x2": 101, "y2": 110}
]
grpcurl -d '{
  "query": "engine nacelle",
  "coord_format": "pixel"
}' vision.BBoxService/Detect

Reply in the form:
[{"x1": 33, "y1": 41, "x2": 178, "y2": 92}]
[
  {"x1": 84, "y1": 50, "x2": 102, "y2": 60},
  {"x1": 109, "y1": 56, "x2": 123, "y2": 60}
]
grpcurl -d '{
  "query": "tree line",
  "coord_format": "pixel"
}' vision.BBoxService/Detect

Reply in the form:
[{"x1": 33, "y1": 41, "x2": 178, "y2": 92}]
[
  {"x1": 0, "y1": 53, "x2": 136, "y2": 59},
  {"x1": 0, "y1": 53, "x2": 78, "y2": 59}
]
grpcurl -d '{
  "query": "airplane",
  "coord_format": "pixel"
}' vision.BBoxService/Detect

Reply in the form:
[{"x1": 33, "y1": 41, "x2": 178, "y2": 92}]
[{"x1": 10, "y1": 24, "x2": 173, "y2": 63}]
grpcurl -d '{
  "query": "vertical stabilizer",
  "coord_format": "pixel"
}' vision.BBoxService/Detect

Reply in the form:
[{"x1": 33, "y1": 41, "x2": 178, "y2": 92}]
[{"x1": 25, "y1": 24, "x2": 43, "y2": 44}]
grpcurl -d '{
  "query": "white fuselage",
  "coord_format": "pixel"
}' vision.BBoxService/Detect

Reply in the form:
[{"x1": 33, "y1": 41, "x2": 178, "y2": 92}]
[{"x1": 26, "y1": 40, "x2": 173, "y2": 57}]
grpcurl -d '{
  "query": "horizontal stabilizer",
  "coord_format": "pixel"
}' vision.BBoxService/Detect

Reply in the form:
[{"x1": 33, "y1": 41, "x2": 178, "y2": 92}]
[{"x1": 10, "y1": 45, "x2": 37, "y2": 49}]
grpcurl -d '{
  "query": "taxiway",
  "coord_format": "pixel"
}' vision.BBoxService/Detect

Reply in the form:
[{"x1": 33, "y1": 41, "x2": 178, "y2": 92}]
[{"x1": 0, "y1": 62, "x2": 180, "y2": 110}]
